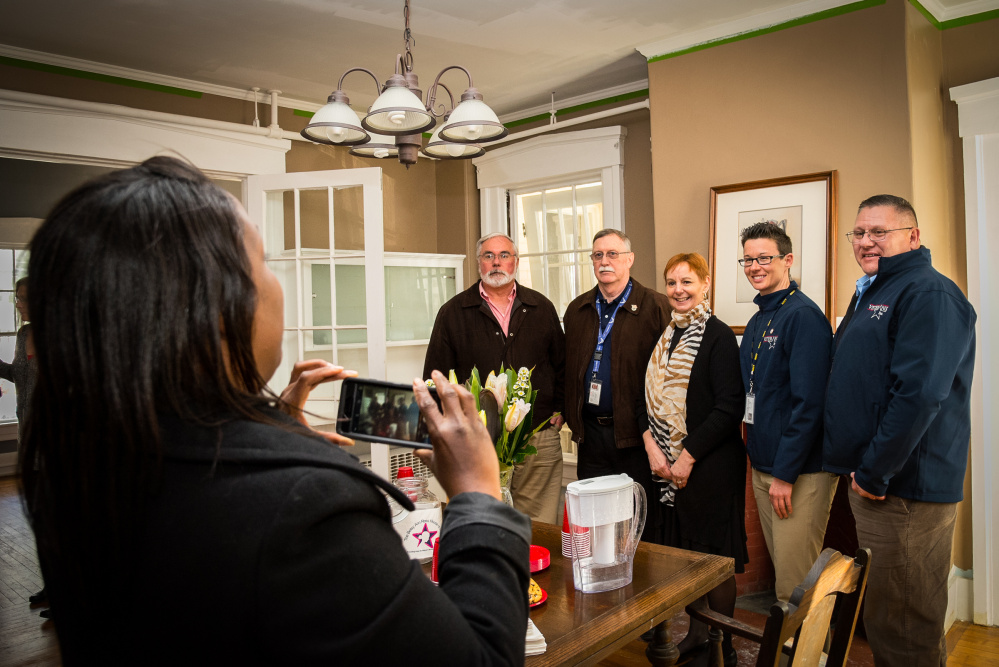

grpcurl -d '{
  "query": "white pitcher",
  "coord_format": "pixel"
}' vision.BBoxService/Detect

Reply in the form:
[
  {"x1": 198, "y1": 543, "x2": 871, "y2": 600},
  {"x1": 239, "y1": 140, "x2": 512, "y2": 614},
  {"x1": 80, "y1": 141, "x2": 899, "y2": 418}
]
[{"x1": 565, "y1": 473, "x2": 647, "y2": 593}]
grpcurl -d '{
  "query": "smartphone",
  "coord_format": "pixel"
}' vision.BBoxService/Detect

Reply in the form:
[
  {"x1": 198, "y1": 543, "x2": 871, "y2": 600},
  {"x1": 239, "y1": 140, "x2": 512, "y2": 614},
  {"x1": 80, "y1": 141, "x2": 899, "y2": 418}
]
[{"x1": 336, "y1": 378, "x2": 437, "y2": 449}]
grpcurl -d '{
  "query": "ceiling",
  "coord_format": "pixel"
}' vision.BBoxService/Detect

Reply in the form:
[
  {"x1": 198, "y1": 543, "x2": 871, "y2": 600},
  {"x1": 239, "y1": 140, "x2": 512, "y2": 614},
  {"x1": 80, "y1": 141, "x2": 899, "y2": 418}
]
[{"x1": 0, "y1": 0, "x2": 992, "y2": 120}]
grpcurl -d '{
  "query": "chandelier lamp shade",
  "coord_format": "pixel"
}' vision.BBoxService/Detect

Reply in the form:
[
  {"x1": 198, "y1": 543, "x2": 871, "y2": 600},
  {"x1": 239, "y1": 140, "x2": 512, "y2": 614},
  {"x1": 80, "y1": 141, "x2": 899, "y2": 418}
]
[
  {"x1": 349, "y1": 131, "x2": 400, "y2": 159},
  {"x1": 422, "y1": 112, "x2": 484, "y2": 160},
  {"x1": 300, "y1": 0, "x2": 506, "y2": 166}
]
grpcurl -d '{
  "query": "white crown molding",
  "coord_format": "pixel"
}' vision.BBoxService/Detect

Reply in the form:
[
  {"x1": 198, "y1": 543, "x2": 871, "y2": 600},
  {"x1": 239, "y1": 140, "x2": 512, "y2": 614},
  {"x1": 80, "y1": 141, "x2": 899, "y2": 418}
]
[
  {"x1": 0, "y1": 89, "x2": 291, "y2": 176},
  {"x1": 0, "y1": 44, "x2": 324, "y2": 112},
  {"x1": 499, "y1": 79, "x2": 649, "y2": 125},
  {"x1": 917, "y1": 0, "x2": 999, "y2": 22},
  {"x1": 637, "y1": 0, "x2": 859, "y2": 60}
]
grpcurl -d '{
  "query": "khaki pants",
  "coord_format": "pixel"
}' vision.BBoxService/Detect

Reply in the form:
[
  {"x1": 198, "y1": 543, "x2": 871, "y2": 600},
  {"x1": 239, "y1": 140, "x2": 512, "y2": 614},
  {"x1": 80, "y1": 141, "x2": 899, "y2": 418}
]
[
  {"x1": 511, "y1": 427, "x2": 563, "y2": 525},
  {"x1": 752, "y1": 469, "x2": 838, "y2": 602},
  {"x1": 849, "y1": 492, "x2": 957, "y2": 667}
]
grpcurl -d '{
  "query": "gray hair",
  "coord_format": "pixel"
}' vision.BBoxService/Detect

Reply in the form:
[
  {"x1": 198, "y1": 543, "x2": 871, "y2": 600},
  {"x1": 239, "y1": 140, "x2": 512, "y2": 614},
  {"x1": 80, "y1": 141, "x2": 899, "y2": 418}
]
[
  {"x1": 592, "y1": 229, "x2": 632, "y2": 252},
  {"x1": 475, "y1": 233, "x2": 518, "y2": 258}
]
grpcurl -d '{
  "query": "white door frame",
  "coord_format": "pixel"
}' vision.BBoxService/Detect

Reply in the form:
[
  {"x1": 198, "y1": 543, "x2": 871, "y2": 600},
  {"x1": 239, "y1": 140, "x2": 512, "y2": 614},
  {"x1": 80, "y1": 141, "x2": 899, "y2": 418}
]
[{"x1": 951, "y1": 76, "x2": 999, "y2": 626}]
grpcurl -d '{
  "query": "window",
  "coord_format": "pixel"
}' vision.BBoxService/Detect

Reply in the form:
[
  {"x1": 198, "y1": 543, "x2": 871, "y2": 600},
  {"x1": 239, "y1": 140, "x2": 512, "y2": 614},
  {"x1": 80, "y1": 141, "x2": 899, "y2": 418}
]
[
  {"x1": 512, "y1": 179, "x2": 604, "y2": 317},
  {"x1": 474, "y1": 125, "x2": 626, "y2": 315},
  {"x1": 0, "y1": 248, "x2": 29, "y2": 423}
]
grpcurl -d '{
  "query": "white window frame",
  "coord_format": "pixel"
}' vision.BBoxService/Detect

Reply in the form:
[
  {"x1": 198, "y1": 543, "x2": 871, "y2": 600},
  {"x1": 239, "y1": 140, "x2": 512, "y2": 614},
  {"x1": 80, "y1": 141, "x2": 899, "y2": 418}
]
[{"x1": 473, "y1": 126, "x2": 627, "y2": 238}]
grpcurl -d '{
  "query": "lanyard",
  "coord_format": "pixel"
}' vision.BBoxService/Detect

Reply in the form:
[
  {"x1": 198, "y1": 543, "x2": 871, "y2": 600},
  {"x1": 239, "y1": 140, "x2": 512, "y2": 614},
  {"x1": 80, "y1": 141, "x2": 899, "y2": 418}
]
[
  {"x1": 591, "y1": 280, "x2": 633, "y2": 377},
  {"x1": 748, "y1": 289, "x2": 796, "y2": 393}
]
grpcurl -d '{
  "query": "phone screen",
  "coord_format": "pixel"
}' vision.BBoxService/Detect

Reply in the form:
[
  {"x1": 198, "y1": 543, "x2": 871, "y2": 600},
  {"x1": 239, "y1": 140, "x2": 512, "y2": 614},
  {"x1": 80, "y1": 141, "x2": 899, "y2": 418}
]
[{"x1": 336, "y1": 378, "x2": 435, "y2": 449}]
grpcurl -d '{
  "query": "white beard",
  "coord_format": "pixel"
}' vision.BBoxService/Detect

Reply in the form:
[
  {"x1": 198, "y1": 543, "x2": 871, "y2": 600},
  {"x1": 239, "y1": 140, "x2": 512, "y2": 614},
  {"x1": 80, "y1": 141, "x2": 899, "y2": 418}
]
[{"x1": 480, "y1": 269, "x2": 514, "y2": 288}]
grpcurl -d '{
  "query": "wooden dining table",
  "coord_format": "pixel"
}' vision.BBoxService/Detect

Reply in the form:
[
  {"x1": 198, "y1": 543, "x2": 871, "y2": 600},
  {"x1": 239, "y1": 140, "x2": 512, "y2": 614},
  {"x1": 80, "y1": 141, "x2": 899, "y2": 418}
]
[{"x1": 525, "y1": 522, "x2": 733, "y2": 667}]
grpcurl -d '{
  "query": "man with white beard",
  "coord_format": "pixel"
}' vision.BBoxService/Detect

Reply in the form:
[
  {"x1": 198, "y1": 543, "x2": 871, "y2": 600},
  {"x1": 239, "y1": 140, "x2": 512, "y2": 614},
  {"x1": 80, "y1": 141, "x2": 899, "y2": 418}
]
[{"x1": 424, "y1": 233, "x2": 566, "y2": 524}]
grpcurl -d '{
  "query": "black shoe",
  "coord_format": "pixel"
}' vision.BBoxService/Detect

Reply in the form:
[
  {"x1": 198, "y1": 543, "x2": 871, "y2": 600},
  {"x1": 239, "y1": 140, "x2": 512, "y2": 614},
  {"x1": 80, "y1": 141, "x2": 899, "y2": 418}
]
[
  {"x1": 39, "y1": 608, "x2": 52, "y2": 619},
  {"x1": 29, "y1": 588, "x2": 47, "y2": 605}
]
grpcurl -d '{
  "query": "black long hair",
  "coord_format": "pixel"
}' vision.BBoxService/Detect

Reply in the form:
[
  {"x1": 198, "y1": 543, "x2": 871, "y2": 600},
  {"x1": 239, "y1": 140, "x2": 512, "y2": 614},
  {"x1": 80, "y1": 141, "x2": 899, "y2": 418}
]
[{"x1": 20, "y1": 157, "x2": 275, "y2": 649}]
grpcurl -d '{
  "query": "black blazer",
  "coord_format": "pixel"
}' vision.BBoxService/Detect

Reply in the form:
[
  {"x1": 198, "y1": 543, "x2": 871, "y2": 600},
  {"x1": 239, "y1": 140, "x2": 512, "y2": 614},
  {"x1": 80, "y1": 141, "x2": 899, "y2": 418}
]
[{"x1": 51, "y1": 409, "x2": 531, "y2": 666}]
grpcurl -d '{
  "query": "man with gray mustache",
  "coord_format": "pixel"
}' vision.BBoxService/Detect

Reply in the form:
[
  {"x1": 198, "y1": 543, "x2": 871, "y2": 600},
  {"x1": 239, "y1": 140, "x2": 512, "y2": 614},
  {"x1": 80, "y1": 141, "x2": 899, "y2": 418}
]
[{"x1": 563, "y1": 229, "x2": 671, "y2": 542}]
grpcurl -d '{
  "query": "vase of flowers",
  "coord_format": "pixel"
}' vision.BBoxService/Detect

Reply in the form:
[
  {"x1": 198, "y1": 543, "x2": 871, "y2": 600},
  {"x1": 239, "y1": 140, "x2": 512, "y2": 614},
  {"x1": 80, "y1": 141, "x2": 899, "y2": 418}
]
[{"x1": 433, "y1": 366, "x2": 558, "y2": 507}]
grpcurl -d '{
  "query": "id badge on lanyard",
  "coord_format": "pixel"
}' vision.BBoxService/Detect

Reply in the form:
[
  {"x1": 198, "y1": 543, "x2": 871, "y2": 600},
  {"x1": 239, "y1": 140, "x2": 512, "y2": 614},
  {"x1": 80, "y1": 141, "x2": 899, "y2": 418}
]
[{"x1": 587, "y1": 283, "x2": 631, "y2": 406}]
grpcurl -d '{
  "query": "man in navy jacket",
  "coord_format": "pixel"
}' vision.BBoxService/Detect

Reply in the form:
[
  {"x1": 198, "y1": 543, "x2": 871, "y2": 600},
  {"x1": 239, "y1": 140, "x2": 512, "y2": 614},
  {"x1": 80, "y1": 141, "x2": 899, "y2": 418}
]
[
  {"x1": 824, "y1": 195, "x2": 976, "y2": 667},
  {"x1": 738, "y1": 222, "x2": 837, "y2": 603}
]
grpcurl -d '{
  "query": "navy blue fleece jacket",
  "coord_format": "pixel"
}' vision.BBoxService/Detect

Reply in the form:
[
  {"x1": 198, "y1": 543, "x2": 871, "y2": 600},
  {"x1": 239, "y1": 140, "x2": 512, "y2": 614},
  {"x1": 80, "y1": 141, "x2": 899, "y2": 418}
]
[
  {"x1": 823, "y1": 247, "x2": 976, "y2": 502},
  {"x1": 740, "y1": 282, "x2": 832, "y2": 483}
]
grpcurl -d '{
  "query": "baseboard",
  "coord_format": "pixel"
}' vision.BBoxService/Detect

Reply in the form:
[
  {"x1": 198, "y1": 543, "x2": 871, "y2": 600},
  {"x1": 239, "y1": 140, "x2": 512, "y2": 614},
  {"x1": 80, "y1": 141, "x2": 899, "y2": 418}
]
[
  {"x1": 946, "y1": 566, "x2": 974, "y2": 630},
  {"x1": 0, "y1": 450, "x2": 17, "y2": 478}
]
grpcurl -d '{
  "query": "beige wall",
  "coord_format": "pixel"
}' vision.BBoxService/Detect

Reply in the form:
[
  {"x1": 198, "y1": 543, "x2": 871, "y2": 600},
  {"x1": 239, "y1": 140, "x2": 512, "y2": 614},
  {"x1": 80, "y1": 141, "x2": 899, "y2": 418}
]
[
  {"x1": 648, "y1": 0, "x2": 912, "y2": 307},
  {"x1": 435, "y1": 159, "x2": 479, "y2": 286}
]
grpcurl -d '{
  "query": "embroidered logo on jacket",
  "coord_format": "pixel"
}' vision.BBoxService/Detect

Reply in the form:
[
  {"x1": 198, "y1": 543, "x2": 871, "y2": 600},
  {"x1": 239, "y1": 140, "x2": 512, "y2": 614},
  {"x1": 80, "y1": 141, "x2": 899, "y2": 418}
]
[
  {"x1": 868, "y1": 304, "x2": 889, "y2": 320},
  {"x1": 763, "y1": 333, "x2": 779, "y2": 349}
]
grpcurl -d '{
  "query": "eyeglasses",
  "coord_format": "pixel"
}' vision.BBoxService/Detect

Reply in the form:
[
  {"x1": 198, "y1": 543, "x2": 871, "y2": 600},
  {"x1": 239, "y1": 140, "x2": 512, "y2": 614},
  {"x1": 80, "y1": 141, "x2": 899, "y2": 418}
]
[
  {"x1": 478, "y1": 251, "x2": 515, "y2": 262},
  {"x1": 737, "y1": 254, "x2": 786, "y2": 267},
  {"x1": 845, "y1": 227, "x2": 913, "y2": 244},
  {"x1": 589, "y1": 250, "x2": 632, "y2": 262},
  {"x1": 14, "y1": 296, "x2": 26, "y2": 303}
]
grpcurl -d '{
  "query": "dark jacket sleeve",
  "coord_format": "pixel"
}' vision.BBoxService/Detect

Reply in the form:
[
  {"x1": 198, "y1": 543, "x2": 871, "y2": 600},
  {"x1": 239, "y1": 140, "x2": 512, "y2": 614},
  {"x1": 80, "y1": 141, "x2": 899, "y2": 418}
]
[
  {"x1": 423, "y1": 302, "x2": 457, "y2": 380},
  {"x1": 258, "y1": 472, "x2": 531, "y2": 666},
  {"x1": 771, "y1": 308, "x2": 832, "y2": 484},
  {"x1": 546, "y1": 300, "x2": 567, "y2": 415},
  {"x1": 854, "y1": 288, "x2": 977, "y2": 497},
  {"x1": 682, "y1": 322, "x2": 745, "y2": 462}
]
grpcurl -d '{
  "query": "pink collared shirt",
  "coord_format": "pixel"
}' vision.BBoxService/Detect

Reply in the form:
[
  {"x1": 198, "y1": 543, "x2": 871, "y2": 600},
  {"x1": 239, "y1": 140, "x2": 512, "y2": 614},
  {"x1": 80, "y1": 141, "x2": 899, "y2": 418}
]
[{"x1": 479, "y1": 281, "x2": 517, "y2": 336}]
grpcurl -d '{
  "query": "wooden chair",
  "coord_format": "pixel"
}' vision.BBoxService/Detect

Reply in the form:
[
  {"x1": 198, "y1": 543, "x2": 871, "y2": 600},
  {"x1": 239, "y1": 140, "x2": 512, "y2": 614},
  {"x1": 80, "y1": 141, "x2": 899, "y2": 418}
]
[{"x1": 685, "y1": 548, "x2": 872, "y2": 667}]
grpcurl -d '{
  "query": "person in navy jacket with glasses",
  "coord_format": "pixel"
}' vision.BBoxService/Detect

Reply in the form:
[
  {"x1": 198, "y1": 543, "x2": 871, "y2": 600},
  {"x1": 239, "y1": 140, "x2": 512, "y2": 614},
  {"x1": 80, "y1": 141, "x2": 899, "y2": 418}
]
[
  {"x1": 824, "y1": 195, "x2": 976, "y2": 667},
  {"x1": 738, "y1": 222, "x2": 837, "y2": 605}
]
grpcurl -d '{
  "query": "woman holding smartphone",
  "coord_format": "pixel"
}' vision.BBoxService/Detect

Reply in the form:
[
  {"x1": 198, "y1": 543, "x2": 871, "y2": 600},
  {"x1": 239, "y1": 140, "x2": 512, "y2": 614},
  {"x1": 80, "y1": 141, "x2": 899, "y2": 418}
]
[{"x1": 21, "y1": 157, "x2": 530, "y2": 665}]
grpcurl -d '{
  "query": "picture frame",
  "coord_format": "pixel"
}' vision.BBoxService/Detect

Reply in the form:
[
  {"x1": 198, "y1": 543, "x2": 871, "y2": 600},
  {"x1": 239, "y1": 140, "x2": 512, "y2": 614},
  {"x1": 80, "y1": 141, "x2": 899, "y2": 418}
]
[{"x1": 708, "y1": 171, "x2": 837, "y2": 334}]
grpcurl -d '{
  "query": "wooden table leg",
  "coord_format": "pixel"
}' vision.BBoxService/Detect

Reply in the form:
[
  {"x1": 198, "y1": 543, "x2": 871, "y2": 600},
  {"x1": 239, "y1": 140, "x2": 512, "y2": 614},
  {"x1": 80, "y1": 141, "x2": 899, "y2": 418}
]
[{"x1": 645, "y1": 619, "x2": 680, "y2": 667}]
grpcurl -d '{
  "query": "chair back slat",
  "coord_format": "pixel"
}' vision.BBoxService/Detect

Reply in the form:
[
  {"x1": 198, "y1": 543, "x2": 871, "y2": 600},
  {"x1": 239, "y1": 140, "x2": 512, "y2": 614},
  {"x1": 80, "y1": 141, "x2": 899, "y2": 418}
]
[{"x1": 758, "y1": 548, "x2": 872, "y2": 667}]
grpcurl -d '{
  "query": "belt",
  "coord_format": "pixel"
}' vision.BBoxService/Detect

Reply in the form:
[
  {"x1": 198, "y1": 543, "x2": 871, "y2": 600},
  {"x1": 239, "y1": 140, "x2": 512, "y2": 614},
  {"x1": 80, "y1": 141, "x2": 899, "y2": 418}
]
[{"x1": 595, "y1": 415, "x2": 614, "y2": 426}]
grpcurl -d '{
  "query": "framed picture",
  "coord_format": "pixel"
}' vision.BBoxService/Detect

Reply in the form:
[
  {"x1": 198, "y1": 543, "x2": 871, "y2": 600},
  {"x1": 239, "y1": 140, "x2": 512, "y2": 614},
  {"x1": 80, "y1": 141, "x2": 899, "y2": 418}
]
[{"x1": 708, "y1": 171, "x2": 837, "y2": 334}]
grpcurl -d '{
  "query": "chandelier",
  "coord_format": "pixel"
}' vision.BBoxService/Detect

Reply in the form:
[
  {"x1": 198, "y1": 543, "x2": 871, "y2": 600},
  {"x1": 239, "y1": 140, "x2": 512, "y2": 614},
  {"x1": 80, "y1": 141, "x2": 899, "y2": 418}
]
[{"x1": 301, "y1": 0, "x2": 508, "y2": 166}]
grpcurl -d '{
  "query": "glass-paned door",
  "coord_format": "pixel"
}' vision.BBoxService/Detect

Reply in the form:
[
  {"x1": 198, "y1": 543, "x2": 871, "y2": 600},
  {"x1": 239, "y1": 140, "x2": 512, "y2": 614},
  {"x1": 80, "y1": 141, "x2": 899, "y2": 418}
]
[
  {"x1": 0, "y1": 248, "x2": 28, "y2": 423},
  {"x1": 512, "y1": 179, "x2": 604, "y2": 317},
  {"x1": 246, "y1": 168, "x2": 385, "y2": 428}
]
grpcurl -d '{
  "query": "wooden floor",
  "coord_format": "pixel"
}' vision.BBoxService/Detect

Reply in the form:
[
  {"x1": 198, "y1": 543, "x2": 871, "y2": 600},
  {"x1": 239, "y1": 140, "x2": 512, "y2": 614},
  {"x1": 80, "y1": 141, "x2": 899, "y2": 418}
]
[{"x1": 2, "y1": 475, "x2": 998, "y2": 666}]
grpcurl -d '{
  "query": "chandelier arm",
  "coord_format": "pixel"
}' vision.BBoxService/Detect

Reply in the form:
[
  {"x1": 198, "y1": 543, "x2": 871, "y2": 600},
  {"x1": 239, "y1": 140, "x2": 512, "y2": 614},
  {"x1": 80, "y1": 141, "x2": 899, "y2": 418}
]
[
  {"x1": 426, "y1": 66, "x2": 473, "y2": 117},
  {"x1": 336, "y1": 67, "x2": 383, "y2": 96},
  {"x1": 426, "y1": 82, "x2": 455, "y2": 119}
]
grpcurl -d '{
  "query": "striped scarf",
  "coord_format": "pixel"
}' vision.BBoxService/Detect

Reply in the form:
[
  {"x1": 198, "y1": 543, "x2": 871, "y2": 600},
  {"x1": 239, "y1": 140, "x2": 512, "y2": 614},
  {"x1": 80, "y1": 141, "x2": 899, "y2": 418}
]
[{"x1": 644, "y1": 300, "x2": 711, "y2": 504}]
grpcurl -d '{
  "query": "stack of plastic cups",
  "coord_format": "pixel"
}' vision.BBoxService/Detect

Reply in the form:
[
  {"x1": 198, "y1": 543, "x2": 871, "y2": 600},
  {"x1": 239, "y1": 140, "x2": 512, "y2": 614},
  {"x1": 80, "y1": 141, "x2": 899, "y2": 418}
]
[{"x1": 561, "y1": 503, "x2": 591, "y2": 558}]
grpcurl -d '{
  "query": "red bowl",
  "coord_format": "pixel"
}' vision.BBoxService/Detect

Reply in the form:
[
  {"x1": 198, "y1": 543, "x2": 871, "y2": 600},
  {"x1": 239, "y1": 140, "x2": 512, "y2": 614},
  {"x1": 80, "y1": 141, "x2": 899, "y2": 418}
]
[{"x1": 529, "y1": 544, "x2": 551, "y2": 573}]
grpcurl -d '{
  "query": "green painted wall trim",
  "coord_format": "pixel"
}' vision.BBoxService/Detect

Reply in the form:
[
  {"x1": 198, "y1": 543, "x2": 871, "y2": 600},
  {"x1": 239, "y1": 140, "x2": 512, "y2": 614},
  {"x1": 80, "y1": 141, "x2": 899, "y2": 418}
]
[
  {"x1": 647, "y1": 0, "x2": 885, "y2": 63},
  {"x1": 908, "y1": 0, "x2": 999, "y2": 29},
  {"x1": 504, "y1": 88, "x2": 650, "y2": 129},
  {"x1": 0, "y1": 56, "x2": 202, "y2": 98},
  {"x1": 294, "y1": 109, "x2": 315, "y2": 118}
]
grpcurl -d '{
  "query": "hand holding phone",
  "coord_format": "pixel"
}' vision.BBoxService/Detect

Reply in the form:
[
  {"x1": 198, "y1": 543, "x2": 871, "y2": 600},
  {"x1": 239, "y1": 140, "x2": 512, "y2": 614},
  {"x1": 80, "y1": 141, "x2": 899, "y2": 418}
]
[
  {"x1": 412, "y1": 371, "x2": 502, "y2": 501},
  {"x1": 281, "y1": 360, "x2": 358, "y2": 446}
]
